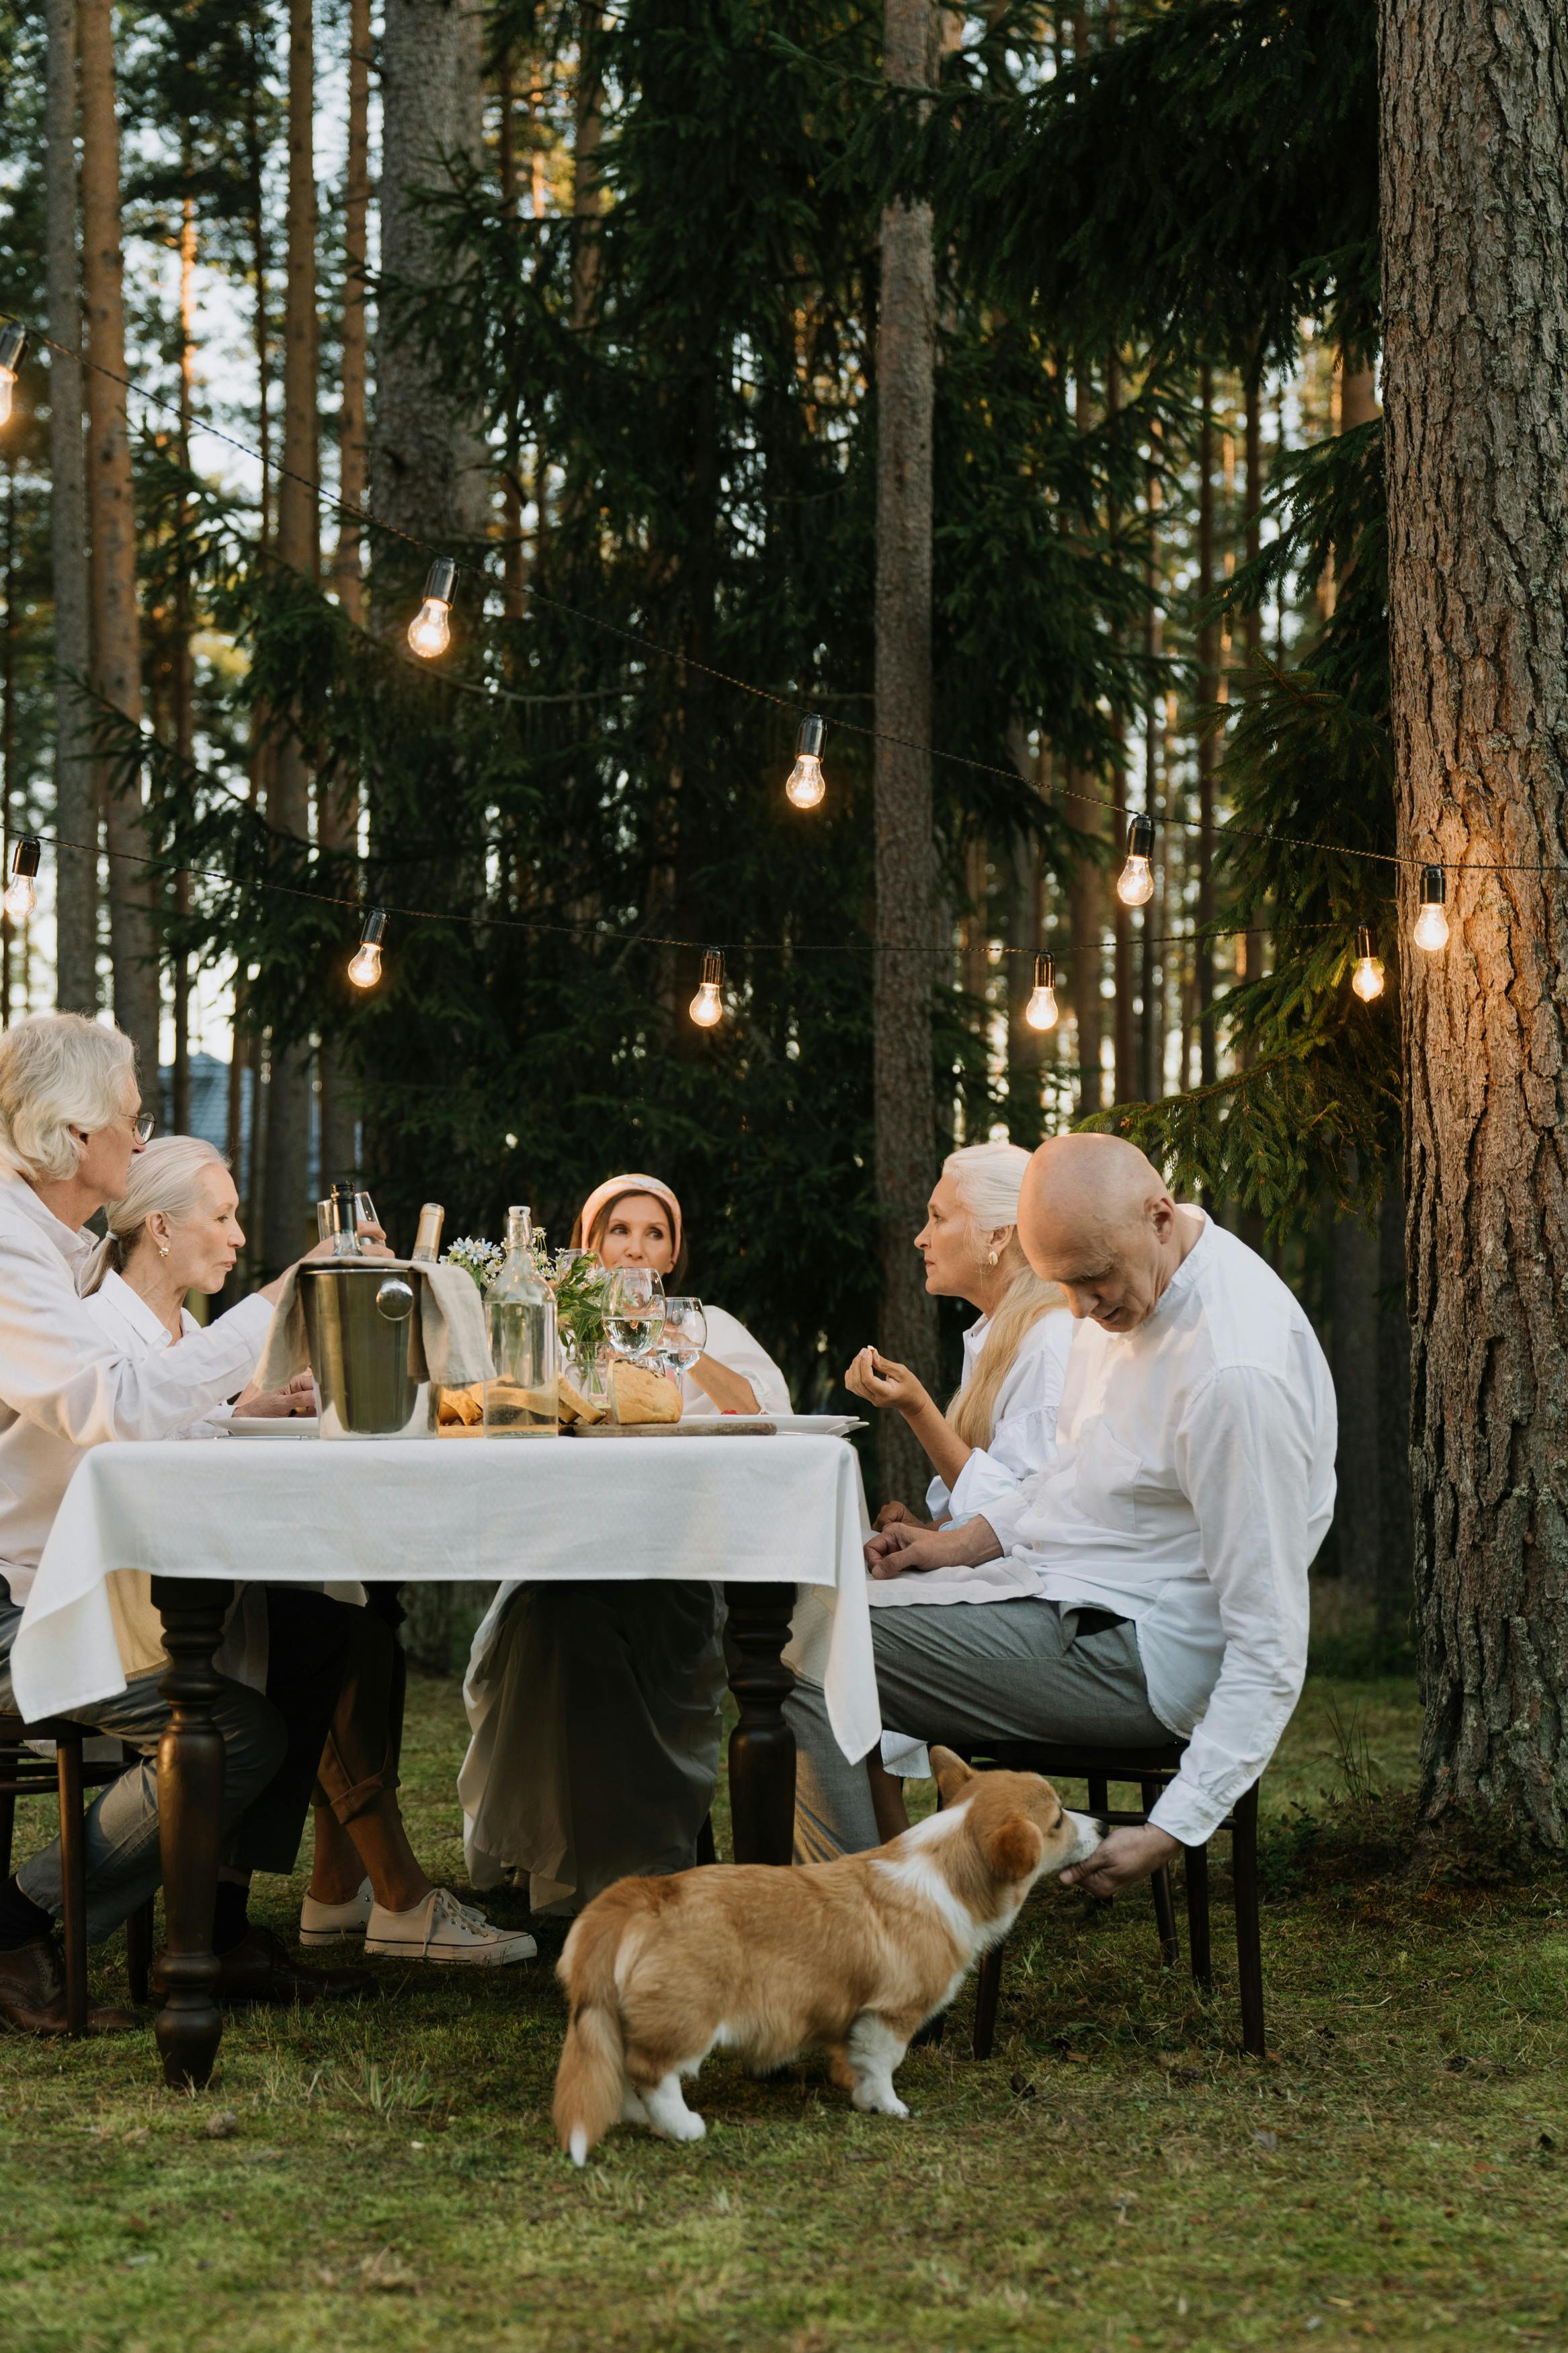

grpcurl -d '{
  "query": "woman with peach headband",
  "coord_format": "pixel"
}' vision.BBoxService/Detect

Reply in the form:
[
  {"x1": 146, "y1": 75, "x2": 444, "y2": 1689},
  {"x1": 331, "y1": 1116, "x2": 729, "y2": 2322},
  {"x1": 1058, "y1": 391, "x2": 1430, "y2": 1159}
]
[{"x1": 458, "y1": 1174, "x2": 790, "y2": 1913}]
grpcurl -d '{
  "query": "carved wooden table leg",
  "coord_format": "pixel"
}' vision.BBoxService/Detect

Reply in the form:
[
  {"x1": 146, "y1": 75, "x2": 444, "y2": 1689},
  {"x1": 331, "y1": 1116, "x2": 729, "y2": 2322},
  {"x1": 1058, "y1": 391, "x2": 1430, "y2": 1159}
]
[
  {"x1": 723, "y1": 1581, "x2": 797, "y2": 1866},
  {"x1": 152, "y1": 1578, "x2": 231, "y2": 2089}
]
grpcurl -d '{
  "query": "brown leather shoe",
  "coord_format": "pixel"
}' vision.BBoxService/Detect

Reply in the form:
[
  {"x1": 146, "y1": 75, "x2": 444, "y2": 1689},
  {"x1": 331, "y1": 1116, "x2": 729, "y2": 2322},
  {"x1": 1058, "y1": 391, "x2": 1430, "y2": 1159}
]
[
  {"x1": 215, "y1": 1924, "x2": 374, "y2": 2005},
  {"x1": 0, "y1": 1936, "x2": 138, "y2": 2036}
]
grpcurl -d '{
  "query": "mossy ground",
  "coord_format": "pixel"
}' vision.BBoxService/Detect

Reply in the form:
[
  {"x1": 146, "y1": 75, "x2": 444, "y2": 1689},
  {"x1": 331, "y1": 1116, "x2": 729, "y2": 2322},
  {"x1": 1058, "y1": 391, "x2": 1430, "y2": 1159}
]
[{"x1": 3, "y1": 1662, "x2": 1565, "y2": 2352}]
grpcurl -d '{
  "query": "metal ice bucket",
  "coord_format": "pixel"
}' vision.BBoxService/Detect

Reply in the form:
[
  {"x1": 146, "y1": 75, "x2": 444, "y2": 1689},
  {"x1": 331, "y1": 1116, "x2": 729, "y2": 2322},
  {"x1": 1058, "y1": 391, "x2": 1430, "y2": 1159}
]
[{"x1": 298, "y1": 1261, "x2": 437, "y2": 1439}]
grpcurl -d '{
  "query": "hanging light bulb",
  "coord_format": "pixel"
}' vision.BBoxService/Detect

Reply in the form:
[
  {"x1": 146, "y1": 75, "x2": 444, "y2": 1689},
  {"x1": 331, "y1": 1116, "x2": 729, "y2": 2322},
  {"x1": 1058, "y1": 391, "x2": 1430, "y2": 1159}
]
[
  {"x1": 347, "y1": 906, "x2": 387, "y2": 990},
  {"x1": 689, "y1": 947, "x2": 725, "y2": 1029},
  {"x1": 1351, "y1": 925, "x2": 1385, "y2": 1002},
  {"x1": 1413, "y1": 864, "x2": 1449, "y2": 953},
  {"x1": 407, "y1": 557, "x2": 456, "y2": 659},
  {"x1": 1116, "y1": 814, "x2": 1155, "y2": 908},
  {"x1": 0, "y1": 323, "x2": 26, "y2": 429},
  {"x1": 785, "y1": 713, "x2": 827, "y2": 810},
  {"x1": 2, "y1": 836, "x2": 40, "y2": 924},
  {"x1": 1025, "y1": 953, "x2": 1059, "y2": 1031}
]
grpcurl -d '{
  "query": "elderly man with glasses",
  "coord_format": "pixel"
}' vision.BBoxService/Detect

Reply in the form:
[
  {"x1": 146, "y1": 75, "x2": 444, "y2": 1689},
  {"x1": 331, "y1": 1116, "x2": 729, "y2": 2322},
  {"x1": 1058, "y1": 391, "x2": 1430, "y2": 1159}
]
[{"x1": 0, "y1": 1013, "x2": 366, "y2": 2033}]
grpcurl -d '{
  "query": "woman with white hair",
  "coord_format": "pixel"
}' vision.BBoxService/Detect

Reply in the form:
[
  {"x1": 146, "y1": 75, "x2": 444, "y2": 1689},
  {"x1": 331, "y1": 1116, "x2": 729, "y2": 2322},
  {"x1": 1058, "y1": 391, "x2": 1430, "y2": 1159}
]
[
  {"x1": 77, "y1": 1134, "x2": 534, "y2": 1970},
  {"x1": 845, "y1": 1140, "x2": 1074, "y2": 1531},
  {"x1": 0, "y1": 1016, "x2": 364, "y2": 2028}
]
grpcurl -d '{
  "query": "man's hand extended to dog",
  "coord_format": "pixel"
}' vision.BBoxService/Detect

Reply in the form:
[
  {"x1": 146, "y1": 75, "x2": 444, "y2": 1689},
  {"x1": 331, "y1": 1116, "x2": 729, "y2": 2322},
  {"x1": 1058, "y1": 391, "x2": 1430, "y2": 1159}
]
[
  {"x1": 1059, "y1": 1823, "x2": 1180, "y2": 1895},
  {"x1": 864, "y1": 1516, "x2": 1000, "y2": 1580}
]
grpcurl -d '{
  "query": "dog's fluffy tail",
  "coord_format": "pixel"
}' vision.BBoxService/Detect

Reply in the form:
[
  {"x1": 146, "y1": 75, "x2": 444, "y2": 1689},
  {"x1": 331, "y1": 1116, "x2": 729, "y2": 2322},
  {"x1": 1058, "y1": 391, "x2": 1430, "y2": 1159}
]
[{"x1": 552, "y1": 1909, "x2": 628, "y2": 2166}]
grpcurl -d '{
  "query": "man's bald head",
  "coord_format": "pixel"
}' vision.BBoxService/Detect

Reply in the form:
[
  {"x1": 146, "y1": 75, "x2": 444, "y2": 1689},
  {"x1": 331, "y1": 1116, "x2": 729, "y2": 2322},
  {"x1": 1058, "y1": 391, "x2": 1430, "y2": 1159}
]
[{"x1": 1018, "y1": 1133, "x2": 1193, "y2": 1332}]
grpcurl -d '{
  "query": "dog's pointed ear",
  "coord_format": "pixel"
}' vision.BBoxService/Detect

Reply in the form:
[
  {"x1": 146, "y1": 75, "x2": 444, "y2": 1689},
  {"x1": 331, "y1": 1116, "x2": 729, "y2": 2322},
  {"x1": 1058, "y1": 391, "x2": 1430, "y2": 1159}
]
[
  {"x1": 930, "y1": 1748, "x2": 973, "y2": 1802},
  {"x1": 981, "y1": 1816, "x2": 1045, "y2": 1883}
]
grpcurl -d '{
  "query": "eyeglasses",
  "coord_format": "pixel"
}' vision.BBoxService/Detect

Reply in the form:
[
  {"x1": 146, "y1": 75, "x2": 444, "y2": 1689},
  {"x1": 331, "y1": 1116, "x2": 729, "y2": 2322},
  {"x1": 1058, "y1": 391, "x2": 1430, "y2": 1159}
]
[{"x1": 128, "y1": 1111, "x2": 155, "y2": 1143}]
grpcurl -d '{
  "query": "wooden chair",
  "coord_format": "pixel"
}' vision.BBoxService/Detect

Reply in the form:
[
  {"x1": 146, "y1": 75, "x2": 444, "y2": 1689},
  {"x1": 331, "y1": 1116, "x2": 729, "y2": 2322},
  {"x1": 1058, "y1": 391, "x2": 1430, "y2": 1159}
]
[
  {"x1": 958, "y1": 1739, "x2": 1265, "y2": 2060},
  {"x1": 0, "y1": 1716, "x2": 156, "y2": 2032}
]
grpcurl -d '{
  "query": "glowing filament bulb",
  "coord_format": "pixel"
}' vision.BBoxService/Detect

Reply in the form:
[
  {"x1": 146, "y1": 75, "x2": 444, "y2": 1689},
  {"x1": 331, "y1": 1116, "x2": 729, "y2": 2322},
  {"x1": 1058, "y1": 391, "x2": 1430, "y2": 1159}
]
[
  {"x1": 785, "y1": 713, "x2": 827, "y2": 810},
  {"x1": 349, "y1": 907, "x2": 387, "y2": 990},
  {"x1": 1413, "y1": 864, "x2": 1449, "y2": 953},
  {"x1": 407, "y1": 556, "x2": 456, "y2": 659},
  {"x1": 3, "y1": 836, "x2": 40, "y2": 923},
  {"x1": 0, "y1": 324, "x2": 24, "y2": 428},
  {"x1": 689, "y1": 947, "x2": 725, "y2": 1029},
  {"x1": 1025, "y1": 953, "x2": 1059, "y2": 1031},
  {"x1": 1351, "y1": 926, "x2": 1385, "y2": 1003},
  {"x1": 1116, "y1": 814, "x2": 1155, "y2": 908}
]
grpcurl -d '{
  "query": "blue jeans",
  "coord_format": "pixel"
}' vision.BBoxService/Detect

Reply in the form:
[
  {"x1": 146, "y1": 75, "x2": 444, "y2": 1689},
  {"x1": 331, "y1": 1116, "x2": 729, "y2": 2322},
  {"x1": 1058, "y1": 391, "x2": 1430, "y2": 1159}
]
[{"x1": 0, "y1": 1594, "x2": 287, "y2": 1945}]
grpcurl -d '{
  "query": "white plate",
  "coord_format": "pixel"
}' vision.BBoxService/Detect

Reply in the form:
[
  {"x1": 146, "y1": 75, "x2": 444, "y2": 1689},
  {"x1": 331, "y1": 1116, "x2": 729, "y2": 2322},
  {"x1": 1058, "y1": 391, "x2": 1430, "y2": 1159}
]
[
  {"x1": 212, "y1": 1414, "x2": 320, "y2": 1438},
  {"x1": 677, "y1": 1413, "x2": 866, "y2": 1438}
]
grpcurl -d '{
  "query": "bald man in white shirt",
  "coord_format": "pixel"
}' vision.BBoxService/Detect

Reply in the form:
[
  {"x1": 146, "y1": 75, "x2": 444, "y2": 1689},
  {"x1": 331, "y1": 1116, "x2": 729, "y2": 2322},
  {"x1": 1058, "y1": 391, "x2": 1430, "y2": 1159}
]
[{"x1": 788, "y1": 1133, "x2": 1336, "y2": 1895}]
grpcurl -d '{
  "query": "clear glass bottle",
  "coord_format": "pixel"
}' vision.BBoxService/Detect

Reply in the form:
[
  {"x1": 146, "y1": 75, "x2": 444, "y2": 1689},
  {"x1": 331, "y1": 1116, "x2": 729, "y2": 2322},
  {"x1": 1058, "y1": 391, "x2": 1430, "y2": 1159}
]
[{"x1": 484, "y1": 1205, "x2": 559, "y2": 1437}]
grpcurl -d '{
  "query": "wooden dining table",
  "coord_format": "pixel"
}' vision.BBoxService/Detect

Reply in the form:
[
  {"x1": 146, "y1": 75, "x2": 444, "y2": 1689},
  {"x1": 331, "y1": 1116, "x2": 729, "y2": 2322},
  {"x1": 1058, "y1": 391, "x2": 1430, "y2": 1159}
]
[{"x1": 10, "y1": 1429, "x2": 878, "y2": 2087}]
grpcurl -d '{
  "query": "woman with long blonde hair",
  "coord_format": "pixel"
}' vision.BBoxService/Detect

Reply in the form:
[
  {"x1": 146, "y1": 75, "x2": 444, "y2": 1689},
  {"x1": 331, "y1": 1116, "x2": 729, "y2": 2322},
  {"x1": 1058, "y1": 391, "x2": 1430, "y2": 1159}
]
[{"x1": 846, "y1": 1140, "x2": 1074, "y2": 1530}]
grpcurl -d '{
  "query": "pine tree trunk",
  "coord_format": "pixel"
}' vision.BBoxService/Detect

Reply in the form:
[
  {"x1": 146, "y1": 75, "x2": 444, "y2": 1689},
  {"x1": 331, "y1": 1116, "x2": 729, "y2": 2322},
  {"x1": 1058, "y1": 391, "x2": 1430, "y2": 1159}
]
[
  {"x1": 1194, "y1": 363, "x2": 1217, "y2": 1089},
  {"x1": 79, "y1": 0, "x2": 159, "y2": 1082},
  {"x1": 1004, "y1": 721, "x2": 1044, "y2": 1148},
  {"x1": 873, "y1": 0, "x2": 940, "y2": 1505},
  {"x1": 1381, "y1": 0, "x2": 1568, "y2": 1847},
  {"x1": 374, "y1": 0, "x2": 489, "y2": 554},
  {"x1": 263, "y1": 0, "x2": 319, "y2": 1274},
  {"x1": 45, "y1": 0, "x2": 96, "y2": 1016},
  {"x1": 320, "y1": 0, "x2": 370, "y2": 1185},
  {"x1": 170, "y1": 186, "x2": 197, "y2": 1138}
]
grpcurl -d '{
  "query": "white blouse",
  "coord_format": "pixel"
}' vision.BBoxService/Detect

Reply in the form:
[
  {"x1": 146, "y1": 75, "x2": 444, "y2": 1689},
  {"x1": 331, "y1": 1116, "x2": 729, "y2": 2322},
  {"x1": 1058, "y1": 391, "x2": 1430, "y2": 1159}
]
[
  {"x1": 925, "y1": 1306, "x2": 1075, "y2": 1525},
  {"x1": 80, "y1": 1273, "x2": 231, "y2": 1435},
  {"x1": 679, "y1": 1304, "x2": 792, "y2": 1414},
  {"x1": 77, "y1": 1270, "x2": 269, "y2": 1687}
]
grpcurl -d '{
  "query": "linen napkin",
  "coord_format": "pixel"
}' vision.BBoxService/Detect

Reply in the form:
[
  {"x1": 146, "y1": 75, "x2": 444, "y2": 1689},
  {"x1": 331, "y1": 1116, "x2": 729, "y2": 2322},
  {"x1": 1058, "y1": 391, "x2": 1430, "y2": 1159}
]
[{"x1": 254, "y1": 1261, "x2": 493, "y2": 1394}]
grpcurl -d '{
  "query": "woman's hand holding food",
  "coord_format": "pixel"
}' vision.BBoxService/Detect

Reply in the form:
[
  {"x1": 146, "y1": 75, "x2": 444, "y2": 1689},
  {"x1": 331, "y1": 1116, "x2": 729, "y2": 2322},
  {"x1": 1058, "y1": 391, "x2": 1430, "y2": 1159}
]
[{"x1": 845, "y1": 1345, "x2": 934, "y2": 1419}]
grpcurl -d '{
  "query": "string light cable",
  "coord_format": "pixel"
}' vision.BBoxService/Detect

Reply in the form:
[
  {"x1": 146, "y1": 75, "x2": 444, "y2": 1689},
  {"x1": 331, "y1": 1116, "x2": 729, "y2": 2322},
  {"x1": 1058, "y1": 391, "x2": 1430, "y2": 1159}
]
[
  {"x1": 3, "y1": 308, "x2": 1530, "y2": 885},
  {"x1": 0, "y1": 311, "x2": 1500, "y2": 1008}
]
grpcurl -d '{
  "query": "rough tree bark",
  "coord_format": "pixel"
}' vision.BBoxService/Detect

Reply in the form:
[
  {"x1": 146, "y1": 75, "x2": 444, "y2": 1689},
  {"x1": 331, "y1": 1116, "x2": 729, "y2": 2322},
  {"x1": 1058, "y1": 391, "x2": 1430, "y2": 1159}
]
[
  {"x1": 79, "y1": 0, "x2": 160, "y2": 1082},
  {"x1": 45, "y1": 0, "x2": 96, "y2": 1016},
  {"x1": 1381, "y1": 0, "x2": 1568, "y2": 1847},
  {"x1": 1194, "y1": 362, "x2": 1217, "y2": 1090},
  {"x1": 319, "y1": 0, "x2": 370, "y2": 1185},
  {"x1": 374, "y1": 0, "x2": 489, "y2": 555},
  {"x1": 262, "y1": 0, "x2": 319, "y2": 1275},
  {"x1": 873, "y1": 0, "x2": 940, "y2": 1504}
]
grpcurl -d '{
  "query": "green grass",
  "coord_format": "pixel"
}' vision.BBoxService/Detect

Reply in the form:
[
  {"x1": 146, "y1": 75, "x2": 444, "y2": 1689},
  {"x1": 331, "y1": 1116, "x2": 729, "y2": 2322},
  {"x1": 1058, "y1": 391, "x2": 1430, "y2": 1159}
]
[{"x1": 4, "y1": 1666, "x2": 1567, "y2": 2352}]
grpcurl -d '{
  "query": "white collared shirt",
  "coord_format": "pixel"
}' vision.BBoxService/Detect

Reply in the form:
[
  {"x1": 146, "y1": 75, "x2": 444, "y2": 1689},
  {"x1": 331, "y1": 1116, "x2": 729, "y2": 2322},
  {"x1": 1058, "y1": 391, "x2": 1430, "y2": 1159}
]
[
  {"x1": 0, "y1": 1176, "x2": 274, "y2": 1604},
  {"x1": 80, "y1": 1272, "x2": 231, "y2": 1437},
  {"x1": 925, "y1": 1306, "x2": 1075, "y2": 1524},
  {"x1": 982, "y1": 1213, "x2": 1336, "y2": 1847}
]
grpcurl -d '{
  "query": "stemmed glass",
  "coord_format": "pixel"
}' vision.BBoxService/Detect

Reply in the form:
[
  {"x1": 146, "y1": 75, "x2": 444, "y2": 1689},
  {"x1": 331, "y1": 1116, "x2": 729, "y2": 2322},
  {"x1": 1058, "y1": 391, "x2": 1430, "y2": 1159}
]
[
  {"x1": 658, "y1": 1297, "x2": 707, "y2": 1386},
  {"x1": 603, "y1": 1267, "x2": 667, "y2": 1365}
]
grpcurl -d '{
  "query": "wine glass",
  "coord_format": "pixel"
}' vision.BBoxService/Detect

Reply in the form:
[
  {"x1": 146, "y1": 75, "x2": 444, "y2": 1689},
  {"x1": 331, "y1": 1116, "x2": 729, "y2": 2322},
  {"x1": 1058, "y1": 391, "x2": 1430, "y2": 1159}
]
[
  {"x1": 354, "y1": 1189, "x2": 384, "y2": 1243},
  {"x1": 604, "y1": 1267, "x2": 667, "y2": 1362},
  {"x1": 659, "y1": 1297, "x2": 707, "y2": 1384}
]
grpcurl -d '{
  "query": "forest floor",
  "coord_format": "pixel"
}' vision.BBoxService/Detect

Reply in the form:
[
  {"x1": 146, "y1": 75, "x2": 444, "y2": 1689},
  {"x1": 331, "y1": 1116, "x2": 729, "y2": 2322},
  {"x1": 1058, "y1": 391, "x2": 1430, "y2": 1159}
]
[{"x1": 3, "y1": 1649, "x2": 1567, "y2": 2353}]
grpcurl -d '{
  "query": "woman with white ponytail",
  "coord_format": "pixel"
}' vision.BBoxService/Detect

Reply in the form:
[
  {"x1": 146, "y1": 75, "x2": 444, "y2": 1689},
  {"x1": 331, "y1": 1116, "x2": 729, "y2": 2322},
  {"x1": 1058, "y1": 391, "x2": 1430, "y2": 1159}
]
[
  {"x1": 82, "y1": 1135, "x2": 536, "y2": 1972},
  {"x1": 845, "y1": 1140, "x2": 1074, "y2": 1531}
]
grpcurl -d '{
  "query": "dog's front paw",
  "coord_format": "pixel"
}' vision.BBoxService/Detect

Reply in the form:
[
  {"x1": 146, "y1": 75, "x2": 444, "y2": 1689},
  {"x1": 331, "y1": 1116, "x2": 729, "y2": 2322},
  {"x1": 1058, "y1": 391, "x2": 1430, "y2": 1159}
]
[
  {"x1": 852, "y1": 2083, "x2": 909, "y2": 2118},
  {"x1": 664, "y1": 2109, "x2": 706, "y2": 2144}
]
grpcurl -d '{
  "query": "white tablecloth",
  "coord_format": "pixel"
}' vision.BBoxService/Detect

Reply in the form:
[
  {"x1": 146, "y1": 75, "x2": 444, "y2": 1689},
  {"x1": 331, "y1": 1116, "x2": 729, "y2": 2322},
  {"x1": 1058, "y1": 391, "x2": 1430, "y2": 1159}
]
[{"x1": 9, "y1": 1433, "x2": 880, "y2": 1763}]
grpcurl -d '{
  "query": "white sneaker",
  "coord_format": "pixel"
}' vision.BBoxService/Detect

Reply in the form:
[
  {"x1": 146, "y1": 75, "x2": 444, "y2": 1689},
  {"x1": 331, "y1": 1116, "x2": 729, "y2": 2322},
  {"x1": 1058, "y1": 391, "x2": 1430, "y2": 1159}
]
[
  {"x1": 299, "y1": 1876, "x2": 374, "y2": 1946},
  {"x1": 362, "y1": 1886, "x2": 537, "y2": 1966}
]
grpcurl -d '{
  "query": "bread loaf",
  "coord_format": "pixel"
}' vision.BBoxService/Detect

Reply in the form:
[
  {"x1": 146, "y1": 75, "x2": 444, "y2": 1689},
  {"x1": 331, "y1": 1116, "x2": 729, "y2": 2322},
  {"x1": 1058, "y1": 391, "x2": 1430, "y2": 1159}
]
[
  {"x1": 610, "y1": 1362, "x2": 682, "y2": 1425},
  {"x1": 558, "y1": 1375, "x2": 606, "y2": 1427}
]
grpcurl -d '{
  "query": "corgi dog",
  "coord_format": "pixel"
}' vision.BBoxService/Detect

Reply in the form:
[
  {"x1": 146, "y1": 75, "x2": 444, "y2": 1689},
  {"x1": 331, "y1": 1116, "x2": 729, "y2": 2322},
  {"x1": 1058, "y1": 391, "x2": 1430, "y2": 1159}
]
[{"x1": 552, "y1": 1748, "x2": 1102, "y2": 2163}]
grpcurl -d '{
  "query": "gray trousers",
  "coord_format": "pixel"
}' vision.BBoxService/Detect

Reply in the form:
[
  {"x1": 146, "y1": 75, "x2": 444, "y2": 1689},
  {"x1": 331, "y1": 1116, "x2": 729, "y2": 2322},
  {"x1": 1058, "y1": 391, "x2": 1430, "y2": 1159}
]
[
  {"x1": 787, "y1": 1597, "x2": 1166, "y2": 1862},
  {"x1": 0, "y1": 1596, "x2": 288, "y2": 1944}
]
